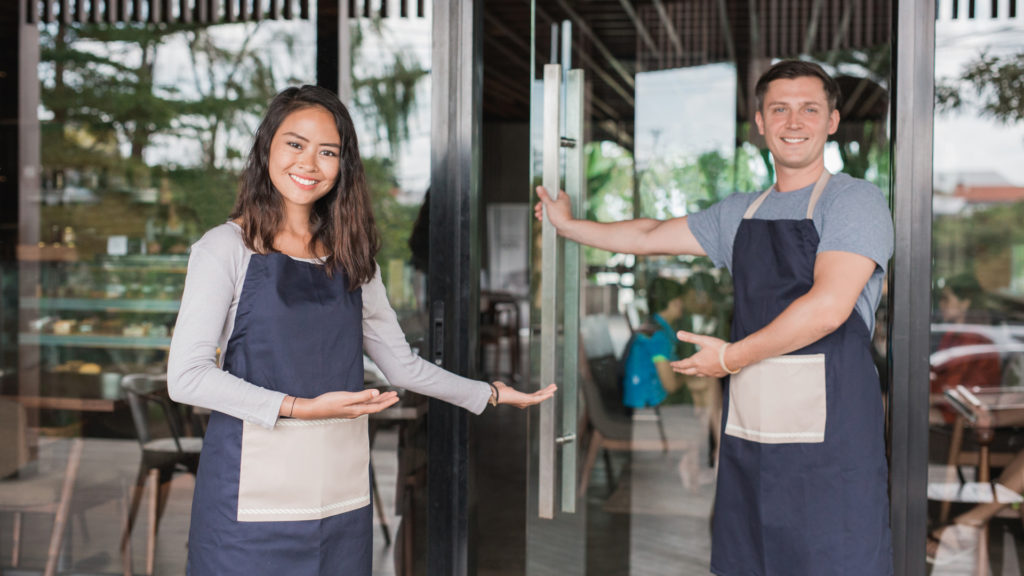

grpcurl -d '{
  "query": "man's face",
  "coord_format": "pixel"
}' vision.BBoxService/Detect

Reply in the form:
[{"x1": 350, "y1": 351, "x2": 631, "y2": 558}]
[{"x1": 754, "y1": 76, "x2": 839, "y2": 174}]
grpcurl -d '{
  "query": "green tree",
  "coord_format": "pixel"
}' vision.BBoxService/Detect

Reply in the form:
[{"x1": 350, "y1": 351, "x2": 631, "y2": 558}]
[{"x1": 938, "y1": 51, "x2": 1024, "y2": 127}]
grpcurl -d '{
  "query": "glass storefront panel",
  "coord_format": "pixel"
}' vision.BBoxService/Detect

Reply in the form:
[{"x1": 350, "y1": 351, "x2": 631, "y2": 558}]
[
  {"x1": 516, "y1": 1, "x2": 893, "y2": 574},
  {"x1": 343, "y1": 8, "x2": 436, "y2": 576},
  {"x1": 3, "y1": 10, "x2": 315, "y2": 575},
  {"x1": 927, "y1": 1, "x2": 1024, "y2": 572}
]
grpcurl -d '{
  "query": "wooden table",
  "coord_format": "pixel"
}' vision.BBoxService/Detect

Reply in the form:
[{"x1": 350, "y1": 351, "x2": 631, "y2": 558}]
[
  {"x1": 940, "y1": 385, "x2": 1024, "y2": 575},
  {"x1": 2, "y1": 375, "x2": 122, "y2": 413},
  {"x1": 945, "y1": 385, "x2": 1024, "y2": 485}
]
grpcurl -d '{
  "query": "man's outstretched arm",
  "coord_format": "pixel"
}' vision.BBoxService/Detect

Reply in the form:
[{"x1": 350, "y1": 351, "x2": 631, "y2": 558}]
[
  {"x1": 672, "y1": 250, "x2": 877, "y2": 376},
  {"x1": 534, "y1": 186, "x2": 707, "y2": 257}
]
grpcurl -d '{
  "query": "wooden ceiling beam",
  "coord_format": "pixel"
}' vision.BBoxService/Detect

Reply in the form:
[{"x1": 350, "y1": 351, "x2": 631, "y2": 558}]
[
  {"x1": 650, "y1": 0, "x2": 684, "y2": 57},
  {"x1": 616, "y1": 0, "x2": 658, "y2": 55}
]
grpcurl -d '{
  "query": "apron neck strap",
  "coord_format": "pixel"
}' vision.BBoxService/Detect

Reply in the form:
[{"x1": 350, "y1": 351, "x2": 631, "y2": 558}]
[
  {"x1": 742, "y1": 169, "x2": 832, "y2": 220},
  {"x1": 805, "y1": 170, "x2": 832, "y2": 219}
]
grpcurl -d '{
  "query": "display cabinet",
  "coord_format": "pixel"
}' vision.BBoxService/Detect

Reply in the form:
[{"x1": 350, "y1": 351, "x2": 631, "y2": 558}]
[{"x1": 16, "y1": 249, "x2": 187, "y2": 405}]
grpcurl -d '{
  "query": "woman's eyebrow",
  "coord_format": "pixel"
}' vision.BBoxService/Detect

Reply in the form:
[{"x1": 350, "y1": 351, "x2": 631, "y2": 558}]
[{"x1": 282, "y1": 132, "x2": 340, "y2": 148}]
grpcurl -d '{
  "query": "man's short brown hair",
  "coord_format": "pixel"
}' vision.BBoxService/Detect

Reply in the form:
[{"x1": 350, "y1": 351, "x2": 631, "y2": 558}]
[{"x1": 754, "y1": 60, "x2": 841, "y2": 113}]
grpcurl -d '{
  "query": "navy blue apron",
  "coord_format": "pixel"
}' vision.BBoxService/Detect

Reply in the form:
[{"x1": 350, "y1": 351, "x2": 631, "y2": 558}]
[
  {"x1": 709, "y1": 172, "x2": 893, "y2": 576},
  {"x1": 187, "y1": 253, "x2": 372, "y2": 576}
]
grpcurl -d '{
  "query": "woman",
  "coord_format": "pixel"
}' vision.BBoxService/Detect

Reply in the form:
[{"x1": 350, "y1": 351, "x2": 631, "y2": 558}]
[
  {"x1": 167, "y1": 85, "x2": 555, "y2": 575},
  {"x1": 930, "y1": 272, "x2": 1001, "y2": 423}
]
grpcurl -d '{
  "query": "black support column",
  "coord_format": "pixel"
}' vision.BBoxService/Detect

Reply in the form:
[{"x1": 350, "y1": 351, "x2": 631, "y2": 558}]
[
  {"x1": 428, "y1": 0, "x2": 483, "y2": 574},
  {"x1": 889, "y1": 1, "x2": 935, "y2": 575},
  {"x1": 0, "y1": 2, "x2": 19, "y2": 263}
]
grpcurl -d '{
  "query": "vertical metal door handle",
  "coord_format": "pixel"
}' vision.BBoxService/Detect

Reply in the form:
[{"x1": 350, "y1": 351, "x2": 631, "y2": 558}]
[
  {"x1": 538, "y1": 63, "x2": 562, "y2": 520},
  {"x1": 560, "y1": 68, "x2": 584, "y2": 514}
]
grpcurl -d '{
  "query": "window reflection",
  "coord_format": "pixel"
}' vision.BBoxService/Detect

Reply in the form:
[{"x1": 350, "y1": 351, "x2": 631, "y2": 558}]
[
  {"x1": 7, "y1": 15, "x2": 315, "y2": 575},
  {"x1": 927, "y1": 1, "x2": 1024, "y2": 570}
]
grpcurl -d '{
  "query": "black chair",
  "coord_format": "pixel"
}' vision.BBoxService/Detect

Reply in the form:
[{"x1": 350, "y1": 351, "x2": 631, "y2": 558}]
[{"x1": 119, "y1": 373, "x2": 202, "y2": 576}]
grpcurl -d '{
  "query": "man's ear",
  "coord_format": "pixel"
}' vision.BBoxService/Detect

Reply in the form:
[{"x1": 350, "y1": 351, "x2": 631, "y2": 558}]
[
  {"x1": 754, "y1": 110, "x2": 765, "y2": 136},
  {"x1": 828, "y1": 108, "x2": 840, "y2": 135}
]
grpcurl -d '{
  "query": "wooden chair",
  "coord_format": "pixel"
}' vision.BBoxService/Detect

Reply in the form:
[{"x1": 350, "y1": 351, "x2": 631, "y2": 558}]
[
  {"x1": 119, "y1": 373, "x2": 203, "y2": 576},
  {"x1": 0, "y1": 398, "x2": 83, "y2": 576}
]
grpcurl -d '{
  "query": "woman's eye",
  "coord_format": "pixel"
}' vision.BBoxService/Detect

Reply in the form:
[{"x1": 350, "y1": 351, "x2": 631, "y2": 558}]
[
  {"x1": 320, "y1": 150, "x2": 338, "y2": 158},
  {"x1": 288, "y1": 142, "x2": 302, "y2": 150}
]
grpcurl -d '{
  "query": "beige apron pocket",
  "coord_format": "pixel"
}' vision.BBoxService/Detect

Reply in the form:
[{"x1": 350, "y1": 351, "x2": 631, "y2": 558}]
[
  {"x1": 725, "y1": 354, "x2": 826, "y2": 444},
  {"x1": 237, "y1": 416, "x2": 370, "y2": 522}
]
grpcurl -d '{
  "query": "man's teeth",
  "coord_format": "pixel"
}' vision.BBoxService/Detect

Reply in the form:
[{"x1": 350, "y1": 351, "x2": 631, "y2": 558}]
[
  {"x1": 291, "y1": 174, "x2": 317, "y2": 185},
  {"x1": 782, "y1": 137, "x2": 807, "y2": 143}
]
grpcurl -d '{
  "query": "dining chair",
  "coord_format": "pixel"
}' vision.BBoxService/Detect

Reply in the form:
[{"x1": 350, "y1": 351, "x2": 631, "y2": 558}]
[
  {"x1": 0, "y1": 397, "x2": 84, "y2": 576},
  {"x1": 119, "y1": 373, "x2": 203, "y2": 576}
]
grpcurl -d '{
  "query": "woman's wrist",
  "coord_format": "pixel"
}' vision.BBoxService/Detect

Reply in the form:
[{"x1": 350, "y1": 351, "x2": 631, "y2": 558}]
[{"x1": 280, "y1": 395, "x2": 308, "y2": 419}]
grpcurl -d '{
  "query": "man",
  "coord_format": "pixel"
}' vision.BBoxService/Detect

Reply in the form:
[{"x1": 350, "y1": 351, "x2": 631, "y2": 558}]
[{"x1": 536, "y1": 60, "x2": 894, "y2": 575}]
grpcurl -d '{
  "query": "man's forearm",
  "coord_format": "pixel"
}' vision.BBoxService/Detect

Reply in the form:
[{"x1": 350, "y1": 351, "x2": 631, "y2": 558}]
[
  {"x1": 726, "y1": 291, "x2": 848, "y2": 370},
  {"x1": 725, "y1": 252, "x2": 874, "y2": 371},
  {"x1": 556, "y1": 217, "x2": 662, "y2": 254}
]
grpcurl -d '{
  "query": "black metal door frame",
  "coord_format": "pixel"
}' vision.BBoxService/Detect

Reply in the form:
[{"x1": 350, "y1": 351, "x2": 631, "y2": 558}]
[
  {"x1": 889, "y1": 1, "x2": 935, "y2": 575},
  {"x1": 313, "y1": 0, "x2": 937, "y2": 573},
  {"x1": 426, "y1": 1, "x2": 483, "y2": 575}
]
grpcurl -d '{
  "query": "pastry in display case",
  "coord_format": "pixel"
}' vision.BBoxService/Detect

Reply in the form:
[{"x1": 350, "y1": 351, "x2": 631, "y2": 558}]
[{"x1": 16, "y1": 251, "x2": 188, "y2": 415}]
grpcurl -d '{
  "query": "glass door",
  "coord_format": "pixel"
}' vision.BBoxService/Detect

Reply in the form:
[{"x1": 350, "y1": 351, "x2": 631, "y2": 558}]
[{"x1": 517, "y1": 1, "x2": 894, "y2": 574}]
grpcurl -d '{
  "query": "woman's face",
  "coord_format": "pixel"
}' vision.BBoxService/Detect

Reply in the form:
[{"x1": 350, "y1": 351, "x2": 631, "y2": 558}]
[
  {"x1": 268, "y1": 106, "x2": 341, "y2": 211},
  {"x1": 939, "y1": 287, "x2": 971, "y2": 323}
]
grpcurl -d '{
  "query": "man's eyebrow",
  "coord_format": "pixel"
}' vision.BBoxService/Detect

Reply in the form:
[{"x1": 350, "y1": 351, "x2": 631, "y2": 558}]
[{"x1": 765, "y1": 100, "x2": 826, "y2": 108}]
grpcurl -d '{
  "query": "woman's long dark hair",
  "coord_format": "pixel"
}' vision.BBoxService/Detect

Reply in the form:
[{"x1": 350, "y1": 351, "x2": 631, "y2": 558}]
[{"x1": 231, "y1": 85, "x2": 380, "y2": 289}]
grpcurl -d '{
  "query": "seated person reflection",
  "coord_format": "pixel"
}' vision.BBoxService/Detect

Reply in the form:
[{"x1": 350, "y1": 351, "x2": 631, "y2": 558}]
[
  {"x1": 929, "y1": 433, "x2": 1024, "y2": 565},
  {"x1": 930, "y1": 272, "x2": 1002, "y2": 424},
  {"x1": 622, "y1": 277, "x2": 686, "y2": 408}
]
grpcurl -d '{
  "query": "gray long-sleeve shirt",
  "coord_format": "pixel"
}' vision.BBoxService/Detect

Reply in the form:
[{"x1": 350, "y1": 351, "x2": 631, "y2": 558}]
[{"x1": 167, "y1": 222, "x2": 491, "y2": 429}]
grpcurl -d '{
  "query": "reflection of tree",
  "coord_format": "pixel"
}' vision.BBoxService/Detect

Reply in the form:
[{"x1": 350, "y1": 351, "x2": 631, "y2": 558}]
[
  {"x1": 638, "y1": 147, "x2": 762, "y2": 219},
  {"x1": 817, "y1": 47, "x2": 890, "y2": 190},
  {"x1": 938, "y1": 51, "x2": 1024, "y2": 127},
  {"x1": 39, "y1": 21, "x2": 303, "y2": 248},
  {"x1": 934, "y1": 51, "x2": 1024, "y2": 304},
  {"x1": 174, "y1": 26, "x2": 299, "y2": 169},
  {"x1": 934, "y1": 203, "x2": 1024, "y2": 302},
  {"x1": 582, "y1": 142, "x2": 634, "y2": 267},
  {"x1": 345, "y1": 18, "x2": 430, "y2": 304},
  {"x1": 349, "y1": 19, "x2": 429, "y2": 160}
]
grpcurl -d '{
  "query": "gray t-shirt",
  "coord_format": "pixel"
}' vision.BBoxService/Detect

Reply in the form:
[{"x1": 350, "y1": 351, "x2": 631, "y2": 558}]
[{"x1": 688, "y1": 172, "x2": 893, "y2": 334}]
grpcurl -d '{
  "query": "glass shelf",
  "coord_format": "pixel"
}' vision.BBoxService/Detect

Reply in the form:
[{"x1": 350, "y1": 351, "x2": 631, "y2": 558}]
[
  {"x1": 20, "y1": 297, "x2": 181, "y2": 313},
  {"x1": 19, "y1": 333, "x2": 172, "y2": 350}
]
